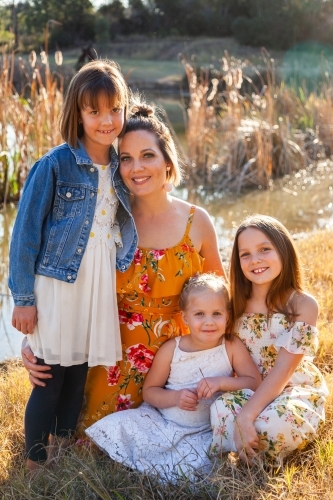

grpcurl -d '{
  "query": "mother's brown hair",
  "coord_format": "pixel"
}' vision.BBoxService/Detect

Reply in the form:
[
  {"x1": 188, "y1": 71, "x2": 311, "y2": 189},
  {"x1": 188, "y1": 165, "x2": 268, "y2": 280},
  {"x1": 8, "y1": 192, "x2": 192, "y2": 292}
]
[{"x1": 229, "y1": 214, "x2": 303, "y2": 330}]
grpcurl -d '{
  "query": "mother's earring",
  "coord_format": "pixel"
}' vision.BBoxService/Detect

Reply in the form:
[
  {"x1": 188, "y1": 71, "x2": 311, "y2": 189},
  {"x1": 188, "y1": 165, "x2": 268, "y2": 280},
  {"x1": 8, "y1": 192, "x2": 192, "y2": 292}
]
[{"x1": 164, "y1": 165, "x2": 174, "y2": 192}]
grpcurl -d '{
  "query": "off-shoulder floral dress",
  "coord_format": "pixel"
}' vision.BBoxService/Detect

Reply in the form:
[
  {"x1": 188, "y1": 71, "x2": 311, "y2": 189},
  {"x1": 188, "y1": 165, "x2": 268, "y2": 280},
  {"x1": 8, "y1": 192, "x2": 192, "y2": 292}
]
[
  {"x1": 210, "y1": 313, "x2": 329, "y2": 464},
  {"x1": 79, "y1": 206, "x2": 204, "y2": 431}
]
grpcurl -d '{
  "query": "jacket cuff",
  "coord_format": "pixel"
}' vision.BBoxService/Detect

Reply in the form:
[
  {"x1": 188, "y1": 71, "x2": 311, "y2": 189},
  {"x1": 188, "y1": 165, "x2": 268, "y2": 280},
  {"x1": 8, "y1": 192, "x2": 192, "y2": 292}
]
[{"x1": 12, "y1": 294, "x2": 36, "y2": 307}]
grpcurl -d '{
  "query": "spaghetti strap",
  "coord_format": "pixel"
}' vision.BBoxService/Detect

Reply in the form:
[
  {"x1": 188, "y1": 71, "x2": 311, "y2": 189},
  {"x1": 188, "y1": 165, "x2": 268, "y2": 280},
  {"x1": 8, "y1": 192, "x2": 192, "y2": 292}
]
[
  {"x1": 286, "y1": 290, "x2": 296, "y2": 306},
  {"x1": 184, "y1": 206, "x2": 196, "y2": 237}
]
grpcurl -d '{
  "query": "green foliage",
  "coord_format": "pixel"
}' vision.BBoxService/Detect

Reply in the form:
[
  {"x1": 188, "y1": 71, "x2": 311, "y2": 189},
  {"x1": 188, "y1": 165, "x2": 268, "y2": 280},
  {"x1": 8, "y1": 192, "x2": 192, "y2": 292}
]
[
  {"x1": 4, "y1": 0, "x2": 333, "y2": 54},
  {"x1": 17, "y1": 0, "x2": 95, "y2": 48}
]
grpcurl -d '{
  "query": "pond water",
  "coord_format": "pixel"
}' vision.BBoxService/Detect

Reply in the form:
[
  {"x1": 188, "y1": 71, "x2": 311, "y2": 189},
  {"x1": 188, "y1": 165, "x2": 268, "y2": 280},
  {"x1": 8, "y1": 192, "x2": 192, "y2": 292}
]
[{"x1": 1, "y1": 162, "x2": 333, "y2": 362}]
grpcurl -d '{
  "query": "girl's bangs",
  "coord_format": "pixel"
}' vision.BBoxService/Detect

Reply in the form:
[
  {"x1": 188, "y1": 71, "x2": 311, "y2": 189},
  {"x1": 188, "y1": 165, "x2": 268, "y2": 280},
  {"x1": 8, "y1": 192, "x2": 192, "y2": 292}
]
[{"x1": 78, "y1": 78, "x2": 125, "y2": 110}]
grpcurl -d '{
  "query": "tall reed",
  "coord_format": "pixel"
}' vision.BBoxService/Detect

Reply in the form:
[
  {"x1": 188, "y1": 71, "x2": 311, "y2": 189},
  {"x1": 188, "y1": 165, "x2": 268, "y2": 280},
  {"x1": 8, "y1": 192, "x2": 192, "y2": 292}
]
[
  {"x1": 181, "y1": 49, "x2": 333, "y2": 193},
  {"x1": 0, "y1": 47, "x2": 63, "y2": 205}
]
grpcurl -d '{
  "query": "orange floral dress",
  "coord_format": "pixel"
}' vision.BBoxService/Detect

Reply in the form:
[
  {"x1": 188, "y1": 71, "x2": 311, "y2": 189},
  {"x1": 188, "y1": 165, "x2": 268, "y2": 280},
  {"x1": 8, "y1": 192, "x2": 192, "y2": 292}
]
[{"x1": 79, "y1": 207, "x2": 204, "y2": 430}]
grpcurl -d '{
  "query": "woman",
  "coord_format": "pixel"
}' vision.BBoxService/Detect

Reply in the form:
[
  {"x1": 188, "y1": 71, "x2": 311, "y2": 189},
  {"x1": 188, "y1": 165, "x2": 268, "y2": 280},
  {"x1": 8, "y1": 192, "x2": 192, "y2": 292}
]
[{"x1": 21, "y1": 97, "x2": 225, "y2": 430}]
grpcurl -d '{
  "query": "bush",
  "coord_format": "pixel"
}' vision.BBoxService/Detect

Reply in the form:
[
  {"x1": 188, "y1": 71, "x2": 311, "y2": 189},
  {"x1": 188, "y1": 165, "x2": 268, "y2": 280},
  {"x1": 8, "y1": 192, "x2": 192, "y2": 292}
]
[{"x1": 232, "y1": 15, "x2": 296, "y2": 50}]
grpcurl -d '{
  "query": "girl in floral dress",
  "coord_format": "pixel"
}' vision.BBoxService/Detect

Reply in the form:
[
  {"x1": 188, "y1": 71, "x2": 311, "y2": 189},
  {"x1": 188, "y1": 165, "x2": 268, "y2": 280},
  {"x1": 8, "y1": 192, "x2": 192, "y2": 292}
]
[{"x1": 210, "y1": 215, "x2": 329, "y2": 465}]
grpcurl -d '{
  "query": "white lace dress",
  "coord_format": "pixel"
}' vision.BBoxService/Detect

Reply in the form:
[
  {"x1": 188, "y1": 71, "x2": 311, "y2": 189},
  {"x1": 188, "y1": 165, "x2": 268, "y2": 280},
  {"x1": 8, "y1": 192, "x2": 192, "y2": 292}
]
[
  {"x1": 29, "y1": 163, "x2": 123, "y2": 367},
  {"x1": 85, "y1": 336, "x2": 234, "y2": 482}
]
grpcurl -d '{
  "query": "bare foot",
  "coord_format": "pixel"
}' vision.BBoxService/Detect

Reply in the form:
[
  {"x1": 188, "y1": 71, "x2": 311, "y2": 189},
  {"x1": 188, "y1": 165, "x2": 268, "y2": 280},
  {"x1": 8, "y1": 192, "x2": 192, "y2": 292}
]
[{"x1": 25, "y1": 458, "x2": 44, "y2": 476}]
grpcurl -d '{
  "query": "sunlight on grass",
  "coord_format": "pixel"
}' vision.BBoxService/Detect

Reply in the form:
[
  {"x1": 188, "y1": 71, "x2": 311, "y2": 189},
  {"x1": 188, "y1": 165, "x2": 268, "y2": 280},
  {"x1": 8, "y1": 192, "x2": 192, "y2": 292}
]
[{"x1": 0, "y1": 230, "x2": 332, "y2": 498}]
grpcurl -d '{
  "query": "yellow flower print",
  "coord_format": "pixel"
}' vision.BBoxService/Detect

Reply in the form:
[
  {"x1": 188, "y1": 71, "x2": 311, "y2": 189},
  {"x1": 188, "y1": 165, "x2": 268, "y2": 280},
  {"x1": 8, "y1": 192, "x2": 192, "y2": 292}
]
[
  {"x1": 258, "y1": 434, "x2": 269, "y2": 452},
  {"x1": 267, "y1": 344, "x2": 277, "y2": 356},
  {"x1": 98, "y1": 188, "x2": 101, "y2": 193},
  {"x1": 90, "y1": 231, "x2": 95, "y2": 238},
  {"x1": 110, "y1": 187, "x2": 114, "y2": 194},
  {"x1": 165, "y1": 318, "x2": 180, "y2": 338},
  {"x1": 101, "y1": 404, "x2": 109, "y2": 411},
  {"x1": 101, "y1": 209, "x2": 107, "y2": 216},
  {"x1": 276, "y1": 433, "x2": 285, "y2": 444},
  {"x1": 102, "y1": 165, "x2": 106, "y2": 170}
]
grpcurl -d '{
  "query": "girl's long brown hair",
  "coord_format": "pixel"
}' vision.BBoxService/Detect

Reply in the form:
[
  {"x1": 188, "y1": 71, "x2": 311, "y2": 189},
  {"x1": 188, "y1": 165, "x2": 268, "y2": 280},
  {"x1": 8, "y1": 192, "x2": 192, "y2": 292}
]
[{"x1": 229, "y1": 214, "x2": 303, "y2": 331}]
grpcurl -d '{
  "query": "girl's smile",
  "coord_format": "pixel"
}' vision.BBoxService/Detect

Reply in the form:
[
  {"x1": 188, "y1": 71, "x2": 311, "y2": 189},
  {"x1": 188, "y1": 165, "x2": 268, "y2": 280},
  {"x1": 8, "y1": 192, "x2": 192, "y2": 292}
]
[
  {"x1": 238, "y1": 227, "x2": 282, "y2": 286},
  {"x1": 79, "y1": 93, "x2": 124, "y2": 163},
  {"x1": 181, "y1": 291, "x2": 229, "y2": 350}
]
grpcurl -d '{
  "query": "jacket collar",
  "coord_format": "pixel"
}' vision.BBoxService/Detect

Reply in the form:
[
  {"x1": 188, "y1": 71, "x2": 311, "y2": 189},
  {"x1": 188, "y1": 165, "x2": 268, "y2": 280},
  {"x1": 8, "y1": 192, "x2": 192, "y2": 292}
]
[{"x1": 68, "y1": 140, "x2": 119, "y2": 168}]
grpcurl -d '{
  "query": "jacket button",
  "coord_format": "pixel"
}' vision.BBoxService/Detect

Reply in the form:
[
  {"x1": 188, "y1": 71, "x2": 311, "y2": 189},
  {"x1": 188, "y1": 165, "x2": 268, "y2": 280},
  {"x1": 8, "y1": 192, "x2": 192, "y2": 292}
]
[
  {"x1": 121, "y1": 265, "x2": 125, "y2": 270},
  {"x1": 77, "y1": 248, "x2": 82, "y2": 253},
  {"x1": 85, "y1": 220, "x2": 89, "y2": 225},
  {"x1": 91, "y1": 193, "x2": 95, "y2": 197},
  {"x1": 67, "y1": 275, "x2": 72, "y2": 280},
  {"x1": 90, "y1": 167, "x2": 95, "y2": 172},
  {"x1": 66, "y1": 192, "x2": 72, "y2": 198}
]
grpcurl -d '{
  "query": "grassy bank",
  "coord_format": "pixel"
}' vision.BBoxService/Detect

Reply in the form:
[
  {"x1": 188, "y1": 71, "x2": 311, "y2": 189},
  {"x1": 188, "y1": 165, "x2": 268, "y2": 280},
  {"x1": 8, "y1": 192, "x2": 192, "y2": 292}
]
[{"x1": 0, "y1": 229, "x2": 332, "y2": 499}]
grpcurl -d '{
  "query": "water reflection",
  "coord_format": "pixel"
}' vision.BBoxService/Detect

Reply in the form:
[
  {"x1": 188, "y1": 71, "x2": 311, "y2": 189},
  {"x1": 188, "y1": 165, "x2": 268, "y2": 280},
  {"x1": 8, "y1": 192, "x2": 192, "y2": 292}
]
[
  {"x1": 1, "y1": 163, "x2": 333, "y2": 361},
  {"x1": 0, "y1": 205, "x2": 24, "y2": 361}
]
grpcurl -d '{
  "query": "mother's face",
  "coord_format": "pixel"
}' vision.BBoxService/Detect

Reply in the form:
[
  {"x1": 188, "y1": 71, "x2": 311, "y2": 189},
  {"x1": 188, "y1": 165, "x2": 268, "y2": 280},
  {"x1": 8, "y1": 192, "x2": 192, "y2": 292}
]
[{"x1": 119, "y1": 130, "x2": 169, "y2": 197}]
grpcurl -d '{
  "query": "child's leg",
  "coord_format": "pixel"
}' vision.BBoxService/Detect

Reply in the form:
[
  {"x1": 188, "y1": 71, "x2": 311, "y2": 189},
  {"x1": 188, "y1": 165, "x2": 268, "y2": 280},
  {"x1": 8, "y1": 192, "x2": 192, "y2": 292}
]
[
  {"x1": 47, "y1": 362, "x2": 88, "y2": 463},
  {"x1": 53, "y1": 362, "x2": 88, "y2": 438},
  {"x1": 25, "y1": 360, "x2": 67, "y2": 467}
]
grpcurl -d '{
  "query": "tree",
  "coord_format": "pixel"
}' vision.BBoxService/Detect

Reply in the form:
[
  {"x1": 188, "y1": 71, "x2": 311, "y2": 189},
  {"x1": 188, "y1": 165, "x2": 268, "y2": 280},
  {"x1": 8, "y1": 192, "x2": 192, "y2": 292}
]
[{"x1": 18, "y1": 0, "x2": 95, "y2": 48}]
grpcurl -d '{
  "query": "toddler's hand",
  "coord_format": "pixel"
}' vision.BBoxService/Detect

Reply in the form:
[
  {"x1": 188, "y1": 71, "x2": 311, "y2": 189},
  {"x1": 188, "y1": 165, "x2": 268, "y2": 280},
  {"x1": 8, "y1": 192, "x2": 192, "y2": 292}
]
[
  {"x1": 12, "y1": 305, "x2": 37, "y2": 334},
  {"x1": 176, "y1": 388, "x2": 198, "y2": 411},
  {"x1": 197, "y1": 377, "x2": 222, "y2": 399}
]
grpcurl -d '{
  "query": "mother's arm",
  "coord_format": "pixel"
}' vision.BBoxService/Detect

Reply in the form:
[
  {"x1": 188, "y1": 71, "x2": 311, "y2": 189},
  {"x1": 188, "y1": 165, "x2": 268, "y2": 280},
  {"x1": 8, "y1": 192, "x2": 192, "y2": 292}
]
[
  {"x1": 191, "y1": 206, "x2": 226, "y2": 277},
  {"x1": 234, "y1": 293, "x2": 318, "y2": 462},
  {"x1": 21, "y1": 336, "x2": 52, "y2": 387}
]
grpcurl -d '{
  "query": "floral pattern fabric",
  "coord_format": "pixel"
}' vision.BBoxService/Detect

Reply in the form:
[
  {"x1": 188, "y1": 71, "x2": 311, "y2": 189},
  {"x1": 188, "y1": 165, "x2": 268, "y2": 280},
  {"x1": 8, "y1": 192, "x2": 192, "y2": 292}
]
[
  {"x1": 210, "y1": 313, "x2": 329, "y2": 464},
  {"x1": 78, "y1": 207, "x2": 204, "y2": 431}
]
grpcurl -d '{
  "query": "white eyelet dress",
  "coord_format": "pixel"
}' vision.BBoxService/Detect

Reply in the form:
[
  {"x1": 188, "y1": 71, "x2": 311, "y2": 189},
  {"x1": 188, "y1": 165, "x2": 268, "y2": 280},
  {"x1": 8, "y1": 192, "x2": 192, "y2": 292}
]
[{"x1": 29, "y1": 163, "x2": 123, "y2": 367}]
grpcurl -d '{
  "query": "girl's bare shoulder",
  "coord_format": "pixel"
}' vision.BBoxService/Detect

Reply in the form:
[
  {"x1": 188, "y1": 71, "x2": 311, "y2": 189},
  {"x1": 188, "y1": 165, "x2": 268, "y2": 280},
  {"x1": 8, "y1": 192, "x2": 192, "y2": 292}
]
[{"x1": 293, "y1": 291, "x2": 318, "y2": 326}]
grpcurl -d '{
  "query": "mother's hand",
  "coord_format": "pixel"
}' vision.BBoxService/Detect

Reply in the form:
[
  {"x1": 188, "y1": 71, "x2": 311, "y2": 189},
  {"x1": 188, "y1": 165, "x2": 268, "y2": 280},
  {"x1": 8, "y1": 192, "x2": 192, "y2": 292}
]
[
  {"x1": 21, "y1": 336, "x2": 52, "y2": 388},
  {"x1": 234, "y1": 414, "x2": 259, "y2": 463}
]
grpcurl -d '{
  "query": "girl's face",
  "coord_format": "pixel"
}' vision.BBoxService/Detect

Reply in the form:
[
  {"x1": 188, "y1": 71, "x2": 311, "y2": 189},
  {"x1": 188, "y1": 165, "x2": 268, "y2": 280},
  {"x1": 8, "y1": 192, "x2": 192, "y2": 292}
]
[
  {"x1": 79, "y1": 93, "x2": 124, "y2": 158},
  {"x1": 238, "y1": 227, "x2": 282, "y2": 286},
  {"x1": 181, "y1": 290, "x2": 229, "y2": 348},
  {"x1": 119, "y1": 130, "x2": 169, "y2": 197}
]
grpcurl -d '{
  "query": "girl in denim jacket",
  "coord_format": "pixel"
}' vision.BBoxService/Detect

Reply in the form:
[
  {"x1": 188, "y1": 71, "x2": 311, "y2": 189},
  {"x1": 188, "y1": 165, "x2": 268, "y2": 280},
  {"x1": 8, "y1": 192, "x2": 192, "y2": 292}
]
[{"x1": 8, "y1": 59, "x2": 137, "y2": 472}]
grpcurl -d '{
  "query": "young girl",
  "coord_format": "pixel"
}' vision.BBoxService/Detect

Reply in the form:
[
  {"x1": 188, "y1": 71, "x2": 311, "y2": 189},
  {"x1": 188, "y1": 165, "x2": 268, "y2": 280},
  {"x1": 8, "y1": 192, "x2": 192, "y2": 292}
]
[
  {"x1": 8, "y1": 60, "x2": 137, "y2": 471},
  {"x1": 210, "y1": 215, "x2": 329, "y2": 465},
  {"x1": 85, "y1": 274, "x2": 261, "y2": 481}
]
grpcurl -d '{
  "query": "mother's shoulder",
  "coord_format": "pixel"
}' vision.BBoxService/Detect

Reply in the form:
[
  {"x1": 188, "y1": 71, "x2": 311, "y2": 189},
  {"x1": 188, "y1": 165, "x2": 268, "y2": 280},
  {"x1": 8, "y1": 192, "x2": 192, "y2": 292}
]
[{"x1": 171, "y1": 197, "x2": 211, "y2": 220}]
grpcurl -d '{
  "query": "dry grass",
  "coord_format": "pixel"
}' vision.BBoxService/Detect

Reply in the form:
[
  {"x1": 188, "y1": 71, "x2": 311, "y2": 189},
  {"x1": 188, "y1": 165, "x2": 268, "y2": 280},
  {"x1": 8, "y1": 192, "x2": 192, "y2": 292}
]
[
  {"x1": 181, "y1": 50, "x2": 333, "y2": 193},
  {"x1": 0, "y1": 48, "x2": 63, "y2": 204},
  {"x1": 0, "y1": 229, "x2": 332, "y2": 499}
]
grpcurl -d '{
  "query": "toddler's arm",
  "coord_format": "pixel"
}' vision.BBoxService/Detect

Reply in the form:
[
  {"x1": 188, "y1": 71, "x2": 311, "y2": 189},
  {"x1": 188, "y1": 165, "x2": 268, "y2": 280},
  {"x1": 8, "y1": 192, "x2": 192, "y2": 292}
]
[
  {"x1": 143, "y1": 340, "x2": 198, "y2": 411},
  {"x1": 197, "y1": 337, "x2": 262, "y2": 399},
  {"x1": 12, "y1": 306, "x2": 37, "y2": 335}
]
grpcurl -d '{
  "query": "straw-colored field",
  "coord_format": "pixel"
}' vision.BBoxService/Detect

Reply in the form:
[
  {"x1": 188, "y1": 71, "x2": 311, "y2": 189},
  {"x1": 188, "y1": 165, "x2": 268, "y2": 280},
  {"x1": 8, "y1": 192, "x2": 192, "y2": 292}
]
[{"x1": 0, "y1": 229, "x2": 332, "y2": 499}]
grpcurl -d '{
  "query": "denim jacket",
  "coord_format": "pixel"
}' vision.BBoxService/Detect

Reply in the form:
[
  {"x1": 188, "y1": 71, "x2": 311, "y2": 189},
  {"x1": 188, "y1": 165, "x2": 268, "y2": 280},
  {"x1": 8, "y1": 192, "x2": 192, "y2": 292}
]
[{"x1": 8, "y1": 141, "x2": 137, "y2": 307}]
